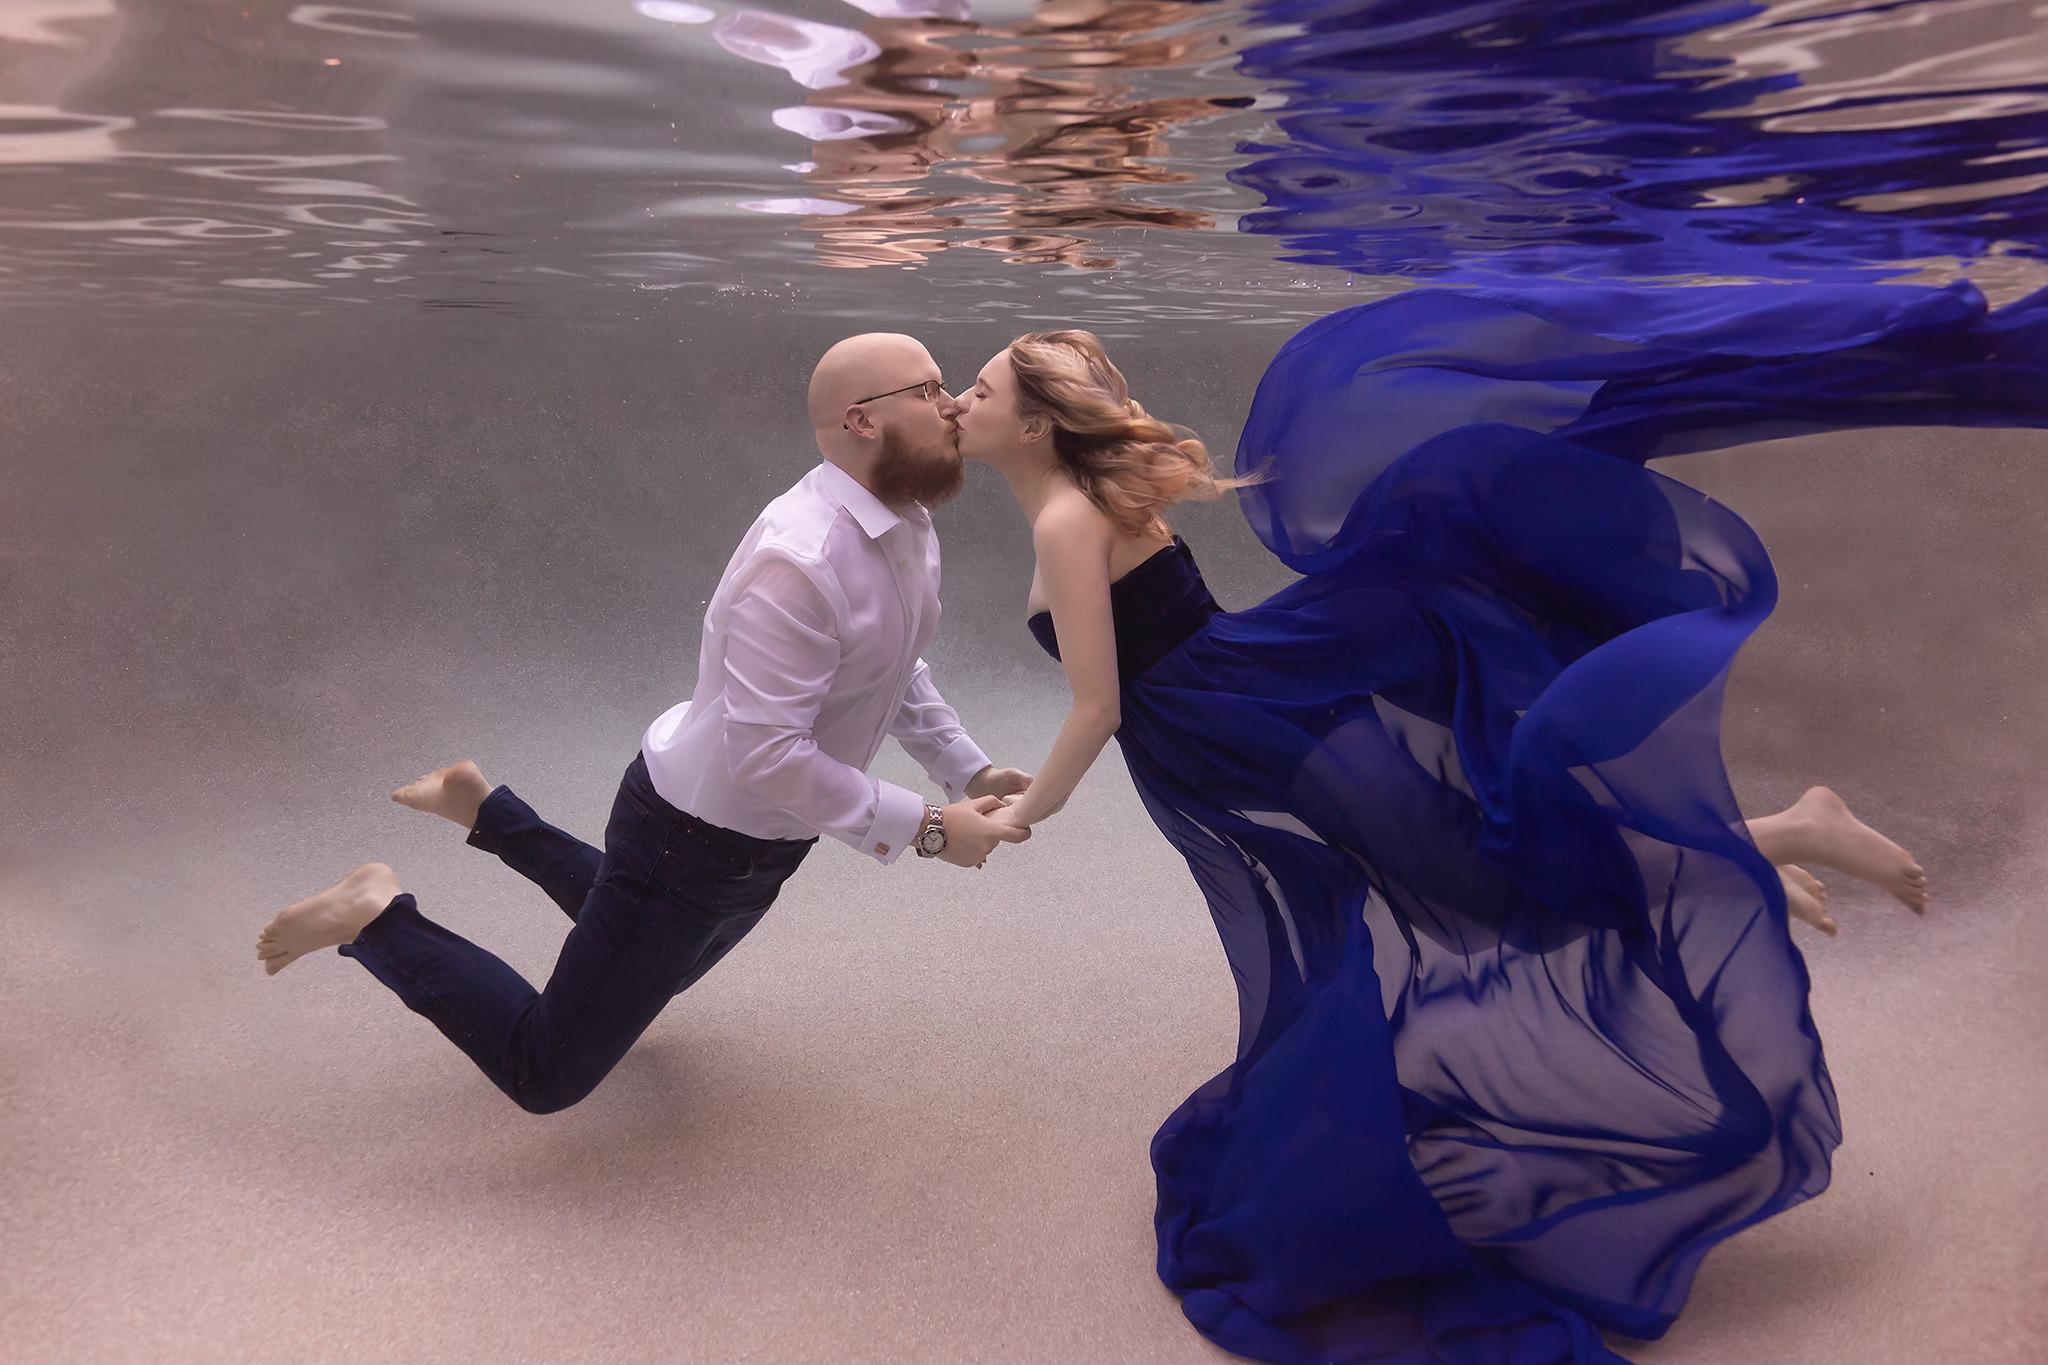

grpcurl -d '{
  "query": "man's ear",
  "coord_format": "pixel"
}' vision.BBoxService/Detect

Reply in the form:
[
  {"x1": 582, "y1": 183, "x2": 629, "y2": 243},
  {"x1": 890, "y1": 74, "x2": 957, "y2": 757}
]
[{"x1": 842, "y1": 404, "x2": 875, "y2": 437}]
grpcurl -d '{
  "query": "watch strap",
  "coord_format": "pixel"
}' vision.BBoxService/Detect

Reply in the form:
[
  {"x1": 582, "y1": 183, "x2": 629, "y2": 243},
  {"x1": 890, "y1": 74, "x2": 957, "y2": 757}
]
[{"x1": 916, "y1": 803, "x2": 946, "y2": 856}]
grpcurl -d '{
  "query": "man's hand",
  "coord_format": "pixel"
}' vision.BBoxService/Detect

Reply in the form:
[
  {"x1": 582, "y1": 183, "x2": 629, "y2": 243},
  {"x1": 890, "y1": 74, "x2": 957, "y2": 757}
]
[
  {"x1": 965, "y1": 765, "x2": 1034, "y2": 801},
  {"x1": 938, "y1": 794, "x2": 1031, "y2": 868}
]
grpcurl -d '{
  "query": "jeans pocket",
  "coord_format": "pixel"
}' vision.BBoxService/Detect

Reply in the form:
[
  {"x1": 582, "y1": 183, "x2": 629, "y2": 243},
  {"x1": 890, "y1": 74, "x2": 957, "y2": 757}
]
[
  {"x1": 592, "y1": 808, "x2": 672, "y2": 910},
  {"x1": 655, "y1": 838, "x2": 755, "y2": 898},
  {"x1": 601, "y1": 793, "x2": 657, "y2": 854}
]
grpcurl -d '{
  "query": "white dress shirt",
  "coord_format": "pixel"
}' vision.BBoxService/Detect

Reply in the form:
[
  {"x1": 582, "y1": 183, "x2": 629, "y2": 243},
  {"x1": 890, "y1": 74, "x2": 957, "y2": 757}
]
[{"x1": 642, "y1": 460, "x2": 990, "y2": 864}]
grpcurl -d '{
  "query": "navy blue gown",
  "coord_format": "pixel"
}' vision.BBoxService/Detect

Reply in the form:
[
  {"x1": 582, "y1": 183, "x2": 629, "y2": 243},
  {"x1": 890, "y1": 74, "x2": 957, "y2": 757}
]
[{"x1": 1026, "y1": 279, "x2": 2048, "y2": 1363}]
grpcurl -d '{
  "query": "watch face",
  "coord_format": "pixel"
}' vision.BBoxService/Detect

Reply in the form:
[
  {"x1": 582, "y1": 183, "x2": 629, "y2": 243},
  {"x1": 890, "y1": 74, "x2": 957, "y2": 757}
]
[{"x1": 918, "y1": 826, "x2": 946, "y2": 853}]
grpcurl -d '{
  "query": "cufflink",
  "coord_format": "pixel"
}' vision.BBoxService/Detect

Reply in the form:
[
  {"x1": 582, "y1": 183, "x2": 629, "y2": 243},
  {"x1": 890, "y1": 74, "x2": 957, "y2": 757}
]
[{"x1": 875, "y1": 842, "x2": 890, "y2": 856}]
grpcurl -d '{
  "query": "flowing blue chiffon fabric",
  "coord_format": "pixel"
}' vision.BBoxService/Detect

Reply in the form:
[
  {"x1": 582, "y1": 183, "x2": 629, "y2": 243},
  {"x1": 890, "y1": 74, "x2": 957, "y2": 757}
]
[{"x1": 1028, "y1": 280, "x2": 2048, "y2": 1363}]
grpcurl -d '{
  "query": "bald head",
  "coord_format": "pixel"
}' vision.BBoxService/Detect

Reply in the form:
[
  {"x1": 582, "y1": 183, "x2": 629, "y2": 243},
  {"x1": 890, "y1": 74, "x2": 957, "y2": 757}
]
[{"x1": 808, "y1": 332, "x2": 939, "y2": 432}]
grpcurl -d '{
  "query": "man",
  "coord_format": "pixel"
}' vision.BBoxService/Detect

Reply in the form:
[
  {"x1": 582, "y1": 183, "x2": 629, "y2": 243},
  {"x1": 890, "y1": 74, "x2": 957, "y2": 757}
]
[{"x1": 254, "y1": 332, "x2": 1029, "y2": 1114}]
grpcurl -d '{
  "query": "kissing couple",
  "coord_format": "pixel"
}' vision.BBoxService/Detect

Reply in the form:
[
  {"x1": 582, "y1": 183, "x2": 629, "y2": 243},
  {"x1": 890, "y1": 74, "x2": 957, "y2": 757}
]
[{"x1": 260, "y1": 281, "x2": 2037, "y2": 1361}]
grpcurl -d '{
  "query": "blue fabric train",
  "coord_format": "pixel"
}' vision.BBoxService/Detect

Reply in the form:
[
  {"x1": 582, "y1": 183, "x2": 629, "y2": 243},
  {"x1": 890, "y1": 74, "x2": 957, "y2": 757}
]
[{"x1": 1027, "y1": 280, "x2": 2048, "y2": 1361}]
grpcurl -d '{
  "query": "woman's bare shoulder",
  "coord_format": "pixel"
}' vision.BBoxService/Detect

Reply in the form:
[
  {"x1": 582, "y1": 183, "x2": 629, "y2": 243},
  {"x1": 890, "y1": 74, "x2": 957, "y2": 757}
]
[{"x1": 1033, "y1": 486, "x2": 1113, "y2": 541}]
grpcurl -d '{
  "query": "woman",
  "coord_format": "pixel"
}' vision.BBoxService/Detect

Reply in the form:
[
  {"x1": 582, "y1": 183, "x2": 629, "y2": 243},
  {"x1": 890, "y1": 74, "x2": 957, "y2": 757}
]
[{"x1": 948, "y1": 280, "x2": 2046, "y2": 1362}]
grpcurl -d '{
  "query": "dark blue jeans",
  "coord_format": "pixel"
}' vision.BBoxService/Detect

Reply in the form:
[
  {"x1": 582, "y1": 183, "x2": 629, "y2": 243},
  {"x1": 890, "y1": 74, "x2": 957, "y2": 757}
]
[{"x1": 339, "y1": 753, "x2": 814, "y2": 1113}]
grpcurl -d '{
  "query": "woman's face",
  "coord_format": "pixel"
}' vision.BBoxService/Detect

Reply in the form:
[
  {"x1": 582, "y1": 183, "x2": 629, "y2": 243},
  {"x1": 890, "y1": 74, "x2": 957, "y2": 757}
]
[{"x1": 949, "y1": 350, "x2": 1030, "y2": 465}]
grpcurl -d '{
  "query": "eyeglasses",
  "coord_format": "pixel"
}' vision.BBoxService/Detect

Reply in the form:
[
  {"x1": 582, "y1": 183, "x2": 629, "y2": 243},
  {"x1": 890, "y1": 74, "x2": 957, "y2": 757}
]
[
  {"x1": 843, "y1": 378, "x2": 949, "y2": 432},
  {"x1": 852, "y1": 378, "x2": 947, "y2": 407}
]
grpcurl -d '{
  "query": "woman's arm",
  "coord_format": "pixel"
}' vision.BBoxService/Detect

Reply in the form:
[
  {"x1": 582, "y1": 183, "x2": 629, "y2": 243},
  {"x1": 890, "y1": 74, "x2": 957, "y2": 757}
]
[{"x1": 997, "y1": 493, "x2": 1122, "y2": 828}]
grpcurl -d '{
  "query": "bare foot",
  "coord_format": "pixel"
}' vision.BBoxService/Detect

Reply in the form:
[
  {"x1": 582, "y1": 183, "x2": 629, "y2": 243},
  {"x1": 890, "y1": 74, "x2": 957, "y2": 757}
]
[
  {"x1": 256, "y1": 862, "x2": 402, "y2": 976},
  {"x1": 1779, "y1": 864, "x2": 1835, "y2": 936},
  {"x1": 392, "y1": 760, "x2": 494, "y2": 831},
  {"x1": 1758, "y1": 786, "x2": 1928, "y2": 914}
]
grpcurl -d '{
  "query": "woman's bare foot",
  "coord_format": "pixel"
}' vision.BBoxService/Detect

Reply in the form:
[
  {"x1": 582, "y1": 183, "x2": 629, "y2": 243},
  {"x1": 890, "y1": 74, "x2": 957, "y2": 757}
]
[
  {"x1": 1779, "y1": 863, "x2": 1835, "y2": 936},
  {"x1": 392, "y1": 760, "x2": 494, "y2": 831},
  {"x1": 256, "y1": 862, "x2": 402, "y2": 975},
  {"x1": 1750, "y1": 786, "x2": 1928, "y2": 914}
]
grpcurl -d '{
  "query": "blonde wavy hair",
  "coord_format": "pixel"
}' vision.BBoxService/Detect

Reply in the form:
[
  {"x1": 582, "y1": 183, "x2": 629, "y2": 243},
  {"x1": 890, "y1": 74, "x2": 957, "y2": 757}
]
[{"x1": 1006, "y1": 329, "x2": 1263, "y2": 539}]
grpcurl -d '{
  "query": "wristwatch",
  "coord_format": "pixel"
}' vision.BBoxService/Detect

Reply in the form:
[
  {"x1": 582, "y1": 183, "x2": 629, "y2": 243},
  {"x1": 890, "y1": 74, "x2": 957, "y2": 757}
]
[{"x1": 914, "y1": 803, "x2": 948, "y2": 858}]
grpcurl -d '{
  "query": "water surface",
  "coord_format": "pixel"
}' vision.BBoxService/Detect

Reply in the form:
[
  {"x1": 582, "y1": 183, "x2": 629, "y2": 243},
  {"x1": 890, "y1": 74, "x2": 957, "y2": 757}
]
[{"x1": 6, "y1": 0, "x2": 2046, "y2": 327}]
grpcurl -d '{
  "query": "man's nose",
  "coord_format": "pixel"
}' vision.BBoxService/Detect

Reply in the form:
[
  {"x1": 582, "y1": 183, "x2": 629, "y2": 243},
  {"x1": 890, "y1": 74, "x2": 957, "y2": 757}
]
[{"x1": 937, "y1": 391, "x2": 964, "y2": 419}]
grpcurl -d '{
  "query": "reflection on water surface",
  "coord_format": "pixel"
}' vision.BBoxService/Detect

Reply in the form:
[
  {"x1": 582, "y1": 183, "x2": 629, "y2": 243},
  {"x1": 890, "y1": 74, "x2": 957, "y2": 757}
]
[{"x1": 1, "y1": 0, "x2": 2043, "y2": 323}]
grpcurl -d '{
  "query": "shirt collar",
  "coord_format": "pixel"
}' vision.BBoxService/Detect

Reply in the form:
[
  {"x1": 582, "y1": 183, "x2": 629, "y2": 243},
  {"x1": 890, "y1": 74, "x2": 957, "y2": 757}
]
[{"x1": 816, "y1": 459, "x2": 908, "y2": 540}]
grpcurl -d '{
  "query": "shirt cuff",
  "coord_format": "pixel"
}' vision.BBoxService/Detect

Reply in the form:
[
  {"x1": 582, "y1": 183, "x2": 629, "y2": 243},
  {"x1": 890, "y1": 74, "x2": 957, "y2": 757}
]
[
  {"x1": 929, "y1": 732, "x2": 993, "y2": 804},
  {"x1": 862, "y1": 779, "x2": 928, "y2": 866}
]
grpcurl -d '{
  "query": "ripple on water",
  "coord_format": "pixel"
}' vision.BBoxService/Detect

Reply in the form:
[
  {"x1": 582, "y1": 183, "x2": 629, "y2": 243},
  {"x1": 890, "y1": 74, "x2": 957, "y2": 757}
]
[{"x1": 0, "y1": 0, "x2": 2042, "y2": 319}]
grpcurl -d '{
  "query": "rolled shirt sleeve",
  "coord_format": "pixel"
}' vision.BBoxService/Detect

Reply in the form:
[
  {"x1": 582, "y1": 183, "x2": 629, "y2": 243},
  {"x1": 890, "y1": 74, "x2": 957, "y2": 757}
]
[
  {"x1": 721, "y1": 556, "x2": 928, "y2": 865},
  {"x1": 890, "y1": 658, "x2": 992, "y2": 803}
]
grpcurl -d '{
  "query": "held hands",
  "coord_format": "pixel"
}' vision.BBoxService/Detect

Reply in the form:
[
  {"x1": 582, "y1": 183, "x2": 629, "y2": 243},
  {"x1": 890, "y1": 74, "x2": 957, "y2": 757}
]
[
  {"x1": 939, "y1": 794, "x2": 1031, "y2": 869},
  {"x1": 987, "y1": 801, "x2": 1033, "y2": 831},
  {"x1": 965, "y1": 765, "x2": 1034, "y2": 800}
]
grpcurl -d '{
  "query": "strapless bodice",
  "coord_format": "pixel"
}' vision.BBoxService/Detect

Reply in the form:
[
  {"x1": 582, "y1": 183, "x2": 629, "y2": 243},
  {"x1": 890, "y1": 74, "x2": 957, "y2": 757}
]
[{"x1": 1026, "y1": 535, "x2": 1220, "y2": 682}]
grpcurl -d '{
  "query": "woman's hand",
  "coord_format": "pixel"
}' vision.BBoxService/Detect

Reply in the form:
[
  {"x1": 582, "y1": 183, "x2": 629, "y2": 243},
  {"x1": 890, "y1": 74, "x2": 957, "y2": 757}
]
[{"x1": 988, "y1": 801, "x2": 1034, "y2": 831}]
